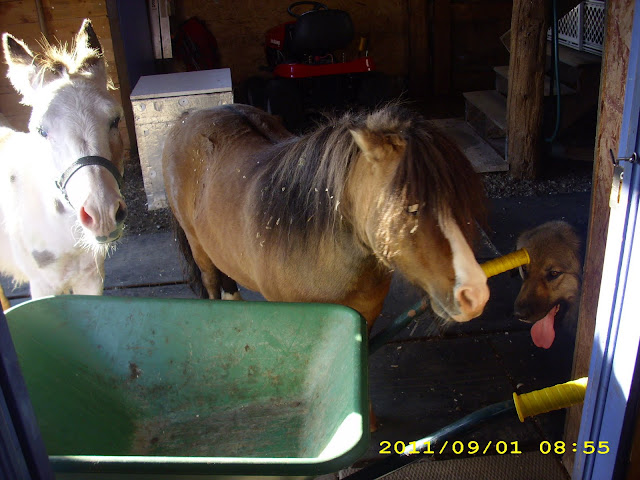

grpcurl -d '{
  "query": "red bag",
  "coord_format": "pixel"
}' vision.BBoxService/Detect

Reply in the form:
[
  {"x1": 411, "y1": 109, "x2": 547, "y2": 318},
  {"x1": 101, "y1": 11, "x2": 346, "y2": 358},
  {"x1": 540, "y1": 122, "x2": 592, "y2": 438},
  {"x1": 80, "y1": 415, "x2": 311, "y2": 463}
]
[{"x1": 173, "y1": 17, "x2": 221, "y2": 71}]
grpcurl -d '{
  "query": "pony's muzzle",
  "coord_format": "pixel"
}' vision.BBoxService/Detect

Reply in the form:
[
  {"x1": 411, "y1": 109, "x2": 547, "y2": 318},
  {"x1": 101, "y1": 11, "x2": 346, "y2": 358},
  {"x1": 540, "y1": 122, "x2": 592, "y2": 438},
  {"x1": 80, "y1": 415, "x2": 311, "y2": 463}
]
[{"x1": 451, "y1": 281, "x2": 490, "y2": 322}]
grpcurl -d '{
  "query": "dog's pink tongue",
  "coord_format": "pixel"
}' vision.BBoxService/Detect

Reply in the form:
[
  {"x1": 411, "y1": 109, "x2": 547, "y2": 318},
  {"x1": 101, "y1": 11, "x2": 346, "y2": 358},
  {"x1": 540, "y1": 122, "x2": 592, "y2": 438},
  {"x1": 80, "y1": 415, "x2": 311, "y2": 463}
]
[{"x1": 531, "y1": 305, "x2": 560, "y2": 349}]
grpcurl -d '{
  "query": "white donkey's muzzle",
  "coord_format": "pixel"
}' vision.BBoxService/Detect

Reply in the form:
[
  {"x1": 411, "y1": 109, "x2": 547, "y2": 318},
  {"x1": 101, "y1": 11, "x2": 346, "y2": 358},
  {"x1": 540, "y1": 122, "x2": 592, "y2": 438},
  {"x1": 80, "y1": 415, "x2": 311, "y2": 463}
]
[{"x1": 57, "y1": 156, "x2": 127, "y2": 242}]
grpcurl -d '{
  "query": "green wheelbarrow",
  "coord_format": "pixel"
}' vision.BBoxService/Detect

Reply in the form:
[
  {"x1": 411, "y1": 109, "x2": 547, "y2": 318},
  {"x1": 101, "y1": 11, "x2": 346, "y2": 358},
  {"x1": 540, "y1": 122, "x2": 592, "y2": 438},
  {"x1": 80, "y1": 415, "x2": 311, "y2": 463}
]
[
  {"x1": 4, "y1": 296, "x2": 370, "y2": 479},
  {"x1": 4, "y1": 248, "x2": 585, "y2": 479}
]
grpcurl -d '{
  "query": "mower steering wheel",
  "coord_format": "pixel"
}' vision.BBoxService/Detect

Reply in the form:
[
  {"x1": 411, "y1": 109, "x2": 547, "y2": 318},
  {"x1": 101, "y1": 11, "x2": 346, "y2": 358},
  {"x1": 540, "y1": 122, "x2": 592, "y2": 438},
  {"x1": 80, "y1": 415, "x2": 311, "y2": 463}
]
[{"x1": 287, "y1": 1, "x2": 328, "y2": 18}]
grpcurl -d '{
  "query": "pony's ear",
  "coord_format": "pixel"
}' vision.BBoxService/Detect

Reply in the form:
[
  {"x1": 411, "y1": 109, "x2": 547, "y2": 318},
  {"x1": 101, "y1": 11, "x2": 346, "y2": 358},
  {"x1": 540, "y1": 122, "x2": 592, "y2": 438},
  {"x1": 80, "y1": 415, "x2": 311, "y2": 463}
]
[
  {"x1": 75, "y1": 19, "x2": 106, "y2": 76},
  {"x1": 350, "y1": 128, "x2": 406, "y2": 163},
  {"x1": 2, "y1": 33, "x2": 39, "y2": 101}
]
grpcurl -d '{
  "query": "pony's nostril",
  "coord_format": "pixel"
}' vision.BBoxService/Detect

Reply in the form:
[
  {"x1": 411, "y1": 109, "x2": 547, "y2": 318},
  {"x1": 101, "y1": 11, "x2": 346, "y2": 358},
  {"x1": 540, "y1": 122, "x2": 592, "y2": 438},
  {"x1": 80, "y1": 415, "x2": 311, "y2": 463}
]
[
  {"x1": 115, "y1": 202, "x2": 127, "y2": 224},
  {"x1": 455, "y1": 284, "x2": 489, "y2": 319},
  {"x1": 79, "y1": 206, "x2": 94, "y2": 228},
  {"x1": 457, "y1": 287, "x2": 475, "y2": 312}
]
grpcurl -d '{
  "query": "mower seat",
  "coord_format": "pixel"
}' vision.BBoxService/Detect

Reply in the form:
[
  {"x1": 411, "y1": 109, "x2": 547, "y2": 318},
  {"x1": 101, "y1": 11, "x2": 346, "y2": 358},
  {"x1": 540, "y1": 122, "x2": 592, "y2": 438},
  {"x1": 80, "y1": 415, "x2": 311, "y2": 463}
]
[{"x1": 289, "y1": 9, "x2": 354, "y2": 56}]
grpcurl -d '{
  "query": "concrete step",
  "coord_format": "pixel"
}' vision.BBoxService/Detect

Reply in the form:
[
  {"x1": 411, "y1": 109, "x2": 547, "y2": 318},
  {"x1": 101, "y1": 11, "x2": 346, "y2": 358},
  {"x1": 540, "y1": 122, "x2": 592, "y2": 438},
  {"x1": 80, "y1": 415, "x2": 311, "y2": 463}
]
[
  {"x1": 491, "y1": 63, "x2": 597, "y2": 144},
  {"x1": 463, "y1": 90, "x2": 506, "y2": 134},
  {"x1": 463, "y1": 90, "x2": 507, "y2": 157},
  {"x1": 431, "y1": 117, "x2": 508, "y2": 172},
  {"x1": 493, "y1": 65, "x2": 576, "y2": 97},
  {"x1": 545, "y1": 43, "x2": 602, "y2": 92},
  {"x1": 493, "y1": 66, "x2": 508, "y2": 97},
  {"x1": 551, "y1": 44, "x2": 601, "y2": 68}
]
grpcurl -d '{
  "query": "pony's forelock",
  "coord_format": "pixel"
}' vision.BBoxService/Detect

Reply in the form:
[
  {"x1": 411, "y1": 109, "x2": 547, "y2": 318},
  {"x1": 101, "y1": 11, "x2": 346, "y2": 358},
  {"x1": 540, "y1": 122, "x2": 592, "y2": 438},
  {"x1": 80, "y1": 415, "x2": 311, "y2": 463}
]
[{"x1": 387, "y1": 107, "x2": 487, "y2": 244}]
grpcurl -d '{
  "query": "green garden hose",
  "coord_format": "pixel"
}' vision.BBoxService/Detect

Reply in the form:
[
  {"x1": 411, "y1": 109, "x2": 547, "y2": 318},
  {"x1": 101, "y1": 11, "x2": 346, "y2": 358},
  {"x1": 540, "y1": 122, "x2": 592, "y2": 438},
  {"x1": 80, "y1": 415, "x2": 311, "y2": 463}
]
[{"x1": 344, "y1": 378, "x2": 588, "y2": 479}]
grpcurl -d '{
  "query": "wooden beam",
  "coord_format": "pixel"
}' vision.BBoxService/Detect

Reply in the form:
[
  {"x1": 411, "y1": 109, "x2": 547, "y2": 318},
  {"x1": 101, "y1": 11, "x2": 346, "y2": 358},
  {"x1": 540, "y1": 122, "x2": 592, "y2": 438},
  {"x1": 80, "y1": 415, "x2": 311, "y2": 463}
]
[
  {"x1": 506, "y1": 0, "x2": 549, "y2": 179},
  {"x1": 35, "y1": 0, "x2": 49, "y2": 41},
  {"x1": 562, "y1": 0, "x2": 635, "y2": 473},
  {"x1": 106, "y1": 0, "x2": 136, "y2": 153}
]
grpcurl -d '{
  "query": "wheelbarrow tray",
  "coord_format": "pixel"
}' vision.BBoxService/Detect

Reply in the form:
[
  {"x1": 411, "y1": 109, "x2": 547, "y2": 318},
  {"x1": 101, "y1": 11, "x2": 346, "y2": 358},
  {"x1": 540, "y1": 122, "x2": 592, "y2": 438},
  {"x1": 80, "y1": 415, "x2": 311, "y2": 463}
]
[{"x1": 5, "y1": 296, "x2": 369, "y2": 478}]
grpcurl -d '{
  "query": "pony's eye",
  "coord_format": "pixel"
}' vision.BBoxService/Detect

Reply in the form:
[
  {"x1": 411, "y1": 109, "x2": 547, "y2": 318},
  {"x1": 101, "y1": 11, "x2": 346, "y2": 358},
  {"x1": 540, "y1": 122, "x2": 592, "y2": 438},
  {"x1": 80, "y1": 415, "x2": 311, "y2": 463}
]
[
  {"x1": 37, "y1": 126, "x2": 48, "y2": 138},
  {"x1": 110, "y1": 116, "x2": 121, "y2": 129},
  {"x1": 406, "y1": 204, "x2": 419, "y2": 215}
]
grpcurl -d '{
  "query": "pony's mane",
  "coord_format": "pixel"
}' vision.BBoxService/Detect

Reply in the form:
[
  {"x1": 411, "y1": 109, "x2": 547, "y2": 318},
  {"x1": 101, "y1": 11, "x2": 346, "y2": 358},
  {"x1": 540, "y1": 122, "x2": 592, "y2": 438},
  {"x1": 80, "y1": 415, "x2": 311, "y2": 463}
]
[
  {"x1": 251, "y1": 113, "x2": 358, "y2": 247},
  {"x1": 252, "y1": 105, "x2": 486, "y2": 252}
]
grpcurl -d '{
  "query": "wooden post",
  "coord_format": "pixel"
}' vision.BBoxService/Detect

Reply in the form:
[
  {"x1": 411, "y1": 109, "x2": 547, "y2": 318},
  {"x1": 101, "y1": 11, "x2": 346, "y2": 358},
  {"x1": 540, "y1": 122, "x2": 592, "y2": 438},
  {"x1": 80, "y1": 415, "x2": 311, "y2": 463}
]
[
  {"x1": 506, "y1": 0, "x2": 550, "y2": 179},
  {"x1": 562, "y1": 0, "x2": 635, "y2": 472}
]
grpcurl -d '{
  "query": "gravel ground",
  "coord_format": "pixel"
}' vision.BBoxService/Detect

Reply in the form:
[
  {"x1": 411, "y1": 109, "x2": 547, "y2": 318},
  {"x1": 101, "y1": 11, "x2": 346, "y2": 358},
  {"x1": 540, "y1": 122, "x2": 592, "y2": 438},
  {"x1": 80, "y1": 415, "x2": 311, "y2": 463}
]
[
  {"x1": 122, "y1": 153, "x2": 174, "y2": 236},
  {"x1": 481, "y1": 166, "x2": 592, "y2": 198},
  {"x1": 122, "y1": 150, "x2": 593, "y2": 237}
]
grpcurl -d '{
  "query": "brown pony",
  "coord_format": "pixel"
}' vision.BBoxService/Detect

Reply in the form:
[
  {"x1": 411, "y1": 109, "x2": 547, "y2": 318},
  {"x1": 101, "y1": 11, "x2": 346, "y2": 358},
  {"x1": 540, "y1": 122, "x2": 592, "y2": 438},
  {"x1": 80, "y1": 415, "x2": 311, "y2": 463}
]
[{"x1": 162, "y1": 104, "x2": 489, "y2": 329}]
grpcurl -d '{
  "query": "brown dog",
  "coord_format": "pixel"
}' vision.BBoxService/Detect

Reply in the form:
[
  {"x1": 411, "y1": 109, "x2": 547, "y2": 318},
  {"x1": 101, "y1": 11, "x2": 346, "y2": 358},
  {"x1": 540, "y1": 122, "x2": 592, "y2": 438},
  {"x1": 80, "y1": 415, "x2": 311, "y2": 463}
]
[{"x1": 514, "y1": 221, "x2": 582, "y2": 349}]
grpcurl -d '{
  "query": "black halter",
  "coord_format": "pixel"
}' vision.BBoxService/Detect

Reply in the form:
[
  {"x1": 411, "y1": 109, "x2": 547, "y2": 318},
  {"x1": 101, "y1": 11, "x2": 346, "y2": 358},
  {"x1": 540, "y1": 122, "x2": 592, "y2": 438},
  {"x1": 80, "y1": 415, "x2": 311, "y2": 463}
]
[{"x1": 55, "y1": 156, "x2": 124, "y2": 205}]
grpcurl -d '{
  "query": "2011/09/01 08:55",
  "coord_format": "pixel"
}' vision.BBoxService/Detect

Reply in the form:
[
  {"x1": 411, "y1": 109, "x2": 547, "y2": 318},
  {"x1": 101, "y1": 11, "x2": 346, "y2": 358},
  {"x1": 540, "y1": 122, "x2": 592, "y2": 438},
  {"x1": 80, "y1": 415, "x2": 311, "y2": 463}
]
[{"x1": 378, "y1": 440, "x2": 610, "y2": 456}]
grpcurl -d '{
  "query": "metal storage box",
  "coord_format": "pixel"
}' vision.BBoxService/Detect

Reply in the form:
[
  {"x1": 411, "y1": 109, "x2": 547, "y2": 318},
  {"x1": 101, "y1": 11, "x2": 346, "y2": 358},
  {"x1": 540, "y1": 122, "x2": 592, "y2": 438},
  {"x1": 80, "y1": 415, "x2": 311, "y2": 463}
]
[
  {"x1": 130, "y1": 68, "x2": 234, "y2": 210},
  {"x1": 5, "y1": 296, "x2": 369, "y2": 479}
]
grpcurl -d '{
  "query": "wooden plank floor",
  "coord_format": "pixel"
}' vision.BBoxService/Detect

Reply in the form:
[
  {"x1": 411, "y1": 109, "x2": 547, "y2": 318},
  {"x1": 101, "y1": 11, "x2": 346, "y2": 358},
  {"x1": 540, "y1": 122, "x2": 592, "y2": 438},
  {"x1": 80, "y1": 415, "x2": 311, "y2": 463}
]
[{"x1": 1, "y1": 192, "x2": 590, "y2": 478}]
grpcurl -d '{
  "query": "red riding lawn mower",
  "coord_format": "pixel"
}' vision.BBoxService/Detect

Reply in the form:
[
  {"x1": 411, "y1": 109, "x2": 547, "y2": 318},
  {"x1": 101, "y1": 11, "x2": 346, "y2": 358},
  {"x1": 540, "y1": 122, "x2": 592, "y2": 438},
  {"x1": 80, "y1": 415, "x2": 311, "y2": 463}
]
[{"x1": 246, "y1": 1, "x2": 392, "y2": 132}]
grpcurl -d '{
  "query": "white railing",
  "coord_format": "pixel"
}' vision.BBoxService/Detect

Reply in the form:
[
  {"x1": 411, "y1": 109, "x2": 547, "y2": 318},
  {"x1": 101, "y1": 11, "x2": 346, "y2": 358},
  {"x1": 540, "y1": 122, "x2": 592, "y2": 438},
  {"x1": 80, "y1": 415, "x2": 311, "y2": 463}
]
[{"x1": 550, "y1": 0, "x2": 605, "y2": 56}]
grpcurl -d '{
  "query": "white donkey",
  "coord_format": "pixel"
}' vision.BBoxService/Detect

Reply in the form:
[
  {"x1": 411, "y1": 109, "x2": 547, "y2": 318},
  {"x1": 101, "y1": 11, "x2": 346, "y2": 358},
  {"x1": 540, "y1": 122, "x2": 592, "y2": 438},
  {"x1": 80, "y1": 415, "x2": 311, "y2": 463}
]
[{"x1": 0, "y1": 19, "x2": 126, "y2": 309}]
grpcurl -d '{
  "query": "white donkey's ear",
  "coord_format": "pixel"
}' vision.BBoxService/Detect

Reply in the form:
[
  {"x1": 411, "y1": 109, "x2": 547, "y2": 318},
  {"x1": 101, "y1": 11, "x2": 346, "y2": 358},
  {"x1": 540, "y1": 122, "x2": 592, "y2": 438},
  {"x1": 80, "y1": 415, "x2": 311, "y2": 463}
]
[
  {"x1": 77, "y1": 19, "x2": 103, "y2": 55},
  {"x1": 75, "y1": 19, "x2": 106, "y2": 82},
  {"x1": 2, "y1": 33, "x2": 39, "y2": 104}
]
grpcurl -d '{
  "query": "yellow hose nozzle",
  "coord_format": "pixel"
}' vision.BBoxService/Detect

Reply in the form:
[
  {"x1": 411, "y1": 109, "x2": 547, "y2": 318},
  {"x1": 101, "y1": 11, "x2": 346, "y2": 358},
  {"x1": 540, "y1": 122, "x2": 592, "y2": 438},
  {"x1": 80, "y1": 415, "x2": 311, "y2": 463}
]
[
  {"x1": 513, "y1": 377, "x2": 588, "y2": 422},
  {"x1": 481, "y1": 248, "x2": 530, "y2": 278}
]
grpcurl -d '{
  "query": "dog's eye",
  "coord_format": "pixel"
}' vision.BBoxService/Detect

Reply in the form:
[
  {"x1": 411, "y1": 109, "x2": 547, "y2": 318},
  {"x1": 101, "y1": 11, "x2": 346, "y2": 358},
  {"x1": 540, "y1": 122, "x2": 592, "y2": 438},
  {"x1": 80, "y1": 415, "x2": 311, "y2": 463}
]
[
  {"x1": 547, "y1": 270, "x2": 562, "y2": 280},
  {"x1": 520, "y1": 265, "x2": 529, "y2": 279}
]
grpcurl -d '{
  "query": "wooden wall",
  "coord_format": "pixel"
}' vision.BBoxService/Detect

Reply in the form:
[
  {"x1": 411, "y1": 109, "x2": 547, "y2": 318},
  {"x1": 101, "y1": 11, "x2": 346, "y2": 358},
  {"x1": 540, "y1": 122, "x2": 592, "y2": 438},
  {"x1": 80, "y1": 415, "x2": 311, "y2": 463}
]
[
  {"x1": 173, "y1": 0, "x2": 407, "y2": 82},
  {"x1": 173, "y1": 0, "x2": 513, "y2": 98},
  {"x1": 0, "y1": 0, "x2": 513, "y2": 151},
  {"x1": 1, "y1": 0, "x2": 513, "y2": 142},
  {"x1": 0, "y1": 0, "x2": 124, "y2": 141},
  {"x1": 449, "y1": 1, "x2": 512, "y2": 93}
]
